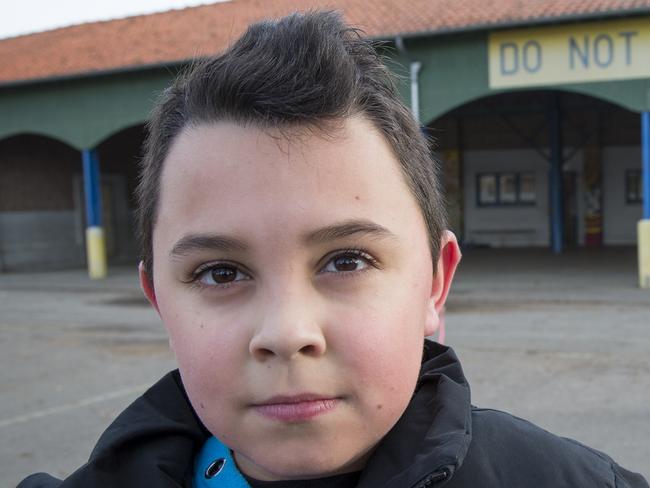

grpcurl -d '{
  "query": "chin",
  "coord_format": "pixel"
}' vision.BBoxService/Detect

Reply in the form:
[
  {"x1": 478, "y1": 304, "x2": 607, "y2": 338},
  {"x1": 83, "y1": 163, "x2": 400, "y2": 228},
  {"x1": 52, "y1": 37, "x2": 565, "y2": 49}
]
[{"x1": 237, "y1": 445, "x2": 369, "y2": 481}]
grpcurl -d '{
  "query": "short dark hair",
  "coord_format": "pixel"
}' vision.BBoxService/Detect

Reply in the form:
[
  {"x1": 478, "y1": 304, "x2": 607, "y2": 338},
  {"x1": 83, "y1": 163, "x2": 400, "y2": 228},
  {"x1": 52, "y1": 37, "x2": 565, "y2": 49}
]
[{"x1": 136, "y1": 10, "x2": 447, "y2": 283}]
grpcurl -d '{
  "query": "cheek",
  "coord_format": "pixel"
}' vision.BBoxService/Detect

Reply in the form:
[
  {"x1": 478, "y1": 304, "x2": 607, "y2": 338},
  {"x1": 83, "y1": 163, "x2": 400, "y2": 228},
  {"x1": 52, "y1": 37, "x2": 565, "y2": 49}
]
[
  {"x1": 334, "y1": 298, "x2": 426, "y2": 408},
  {"x1": 342, "y1": 337, "x2": 422, "y2": 439},
  {"x1": 158, "y1": 298, "x2": 248, "y2": 405}
]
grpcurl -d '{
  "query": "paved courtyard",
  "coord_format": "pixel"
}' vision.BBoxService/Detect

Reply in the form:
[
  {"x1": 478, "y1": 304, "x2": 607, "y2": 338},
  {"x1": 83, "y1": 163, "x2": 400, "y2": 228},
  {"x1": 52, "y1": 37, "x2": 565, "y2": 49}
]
[{"x1": 1, "y1": 247, "x2": 648, "y2": 484}]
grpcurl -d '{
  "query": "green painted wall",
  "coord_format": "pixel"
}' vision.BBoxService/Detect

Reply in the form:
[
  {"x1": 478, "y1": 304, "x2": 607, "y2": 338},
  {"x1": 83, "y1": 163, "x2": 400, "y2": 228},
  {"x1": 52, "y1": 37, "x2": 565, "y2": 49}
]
[
  {"x1": 388, "y1": 33, "x2": 493, "y2": 124},
  {"x1": 0, "y1": 68, "x2": 178, "y2": 149},
  {"x1": 1, "y1": 28, "x2": 649, "y2": 148},
  {"x1": 387, "y1": 31, "x2": 650, "y2": 125}
]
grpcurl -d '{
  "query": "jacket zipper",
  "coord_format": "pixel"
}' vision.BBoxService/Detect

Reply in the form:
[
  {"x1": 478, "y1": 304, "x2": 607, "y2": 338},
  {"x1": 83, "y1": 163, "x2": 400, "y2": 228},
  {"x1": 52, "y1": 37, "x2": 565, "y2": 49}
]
[{"x1": 412, "y1": 468, "x2": 449, "y2": 488}]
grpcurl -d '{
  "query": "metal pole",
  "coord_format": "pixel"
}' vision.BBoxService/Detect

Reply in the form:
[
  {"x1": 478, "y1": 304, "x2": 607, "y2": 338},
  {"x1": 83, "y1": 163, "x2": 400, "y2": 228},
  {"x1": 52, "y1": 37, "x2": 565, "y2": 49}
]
[
  {"x1": 0, "y1": 218, "x2": 4, "y2": 272},
  {"x1": 642, "y1": 112, "x2": 650, "y2": 220},
  {"x1": 548, "y1": 94, "x2": 564, "y2": 254},
  {"x1": 82, "y1": 148, "x2": 107, "y2": 279},
  {"x1": 638, "y1": 112, "x2": 650, "y2": 288}
]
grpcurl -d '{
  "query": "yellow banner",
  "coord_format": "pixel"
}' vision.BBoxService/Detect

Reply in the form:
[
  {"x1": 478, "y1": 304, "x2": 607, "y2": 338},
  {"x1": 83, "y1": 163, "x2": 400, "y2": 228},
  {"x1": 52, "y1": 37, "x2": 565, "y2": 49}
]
[{"x1": 489, "y1": 17, "x2": 650, "y2": 88}]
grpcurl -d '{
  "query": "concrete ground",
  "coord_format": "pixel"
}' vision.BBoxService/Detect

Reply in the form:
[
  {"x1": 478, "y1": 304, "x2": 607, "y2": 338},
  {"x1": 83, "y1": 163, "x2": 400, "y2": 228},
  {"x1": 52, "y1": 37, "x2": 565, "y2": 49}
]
[{"x1": 1, "y1": 247, "x2": 648, "y2": 485}]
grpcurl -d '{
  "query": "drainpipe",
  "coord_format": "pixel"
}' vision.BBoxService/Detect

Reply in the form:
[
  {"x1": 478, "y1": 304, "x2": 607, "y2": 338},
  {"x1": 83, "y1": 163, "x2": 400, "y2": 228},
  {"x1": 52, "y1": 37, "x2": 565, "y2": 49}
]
[{"x1": 395, "y1": 36, "x2": 422, "y2": 124}]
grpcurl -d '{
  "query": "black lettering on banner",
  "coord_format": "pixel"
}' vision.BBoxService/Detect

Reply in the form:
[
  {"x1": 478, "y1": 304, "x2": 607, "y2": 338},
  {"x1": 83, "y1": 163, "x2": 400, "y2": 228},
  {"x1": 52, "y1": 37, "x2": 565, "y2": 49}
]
[
  {"x1": 594, "y1": 34, "x2": 614, "y2": 67},
  {"x1": 522, "y1": 40, "x2": 542, "y2": 72},
  {"x1": 569, "y1": 35, "x2": 589, "y2": 69},
  {"x1": 500, "y1": 42, "x2": 519, "y2": 75},
  {"x1": 618, "y1": 31, "x2": 638, "y2": 65}
]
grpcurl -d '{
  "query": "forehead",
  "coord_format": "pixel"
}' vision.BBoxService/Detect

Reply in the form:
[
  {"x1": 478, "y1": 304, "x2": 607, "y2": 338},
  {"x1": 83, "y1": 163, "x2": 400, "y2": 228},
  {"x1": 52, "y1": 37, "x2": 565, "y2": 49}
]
[{"x1": 154, "y1": 116, "x2": 424, "y2": 245}]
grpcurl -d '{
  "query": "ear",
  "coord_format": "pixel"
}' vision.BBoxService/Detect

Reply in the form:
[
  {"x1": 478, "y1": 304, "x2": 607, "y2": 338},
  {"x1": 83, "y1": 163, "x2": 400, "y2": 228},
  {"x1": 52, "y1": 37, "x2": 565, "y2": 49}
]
[
  {"x1": 138, "y1": 261, "x2": 176, "y2": 353},
  {"x1": 138, "y1": 261, "x2": 160, "y2": 313},
  {"x1": 424, "y1": 231, "x2": 461, "y2": 336}
]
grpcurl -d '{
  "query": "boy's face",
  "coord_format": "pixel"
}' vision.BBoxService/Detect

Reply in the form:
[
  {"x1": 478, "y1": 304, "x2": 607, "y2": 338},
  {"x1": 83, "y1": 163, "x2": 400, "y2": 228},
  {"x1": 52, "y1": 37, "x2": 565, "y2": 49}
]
[{"x1": 143, "y1": 116, "x2": 459, "y2": 480}]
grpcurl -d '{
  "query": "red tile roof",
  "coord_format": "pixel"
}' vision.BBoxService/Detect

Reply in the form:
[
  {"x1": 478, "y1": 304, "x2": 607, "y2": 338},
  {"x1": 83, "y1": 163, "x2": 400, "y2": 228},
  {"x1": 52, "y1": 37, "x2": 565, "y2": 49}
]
[{"x1": 1, "y1": 0, "x2": 649, "y2": 85}]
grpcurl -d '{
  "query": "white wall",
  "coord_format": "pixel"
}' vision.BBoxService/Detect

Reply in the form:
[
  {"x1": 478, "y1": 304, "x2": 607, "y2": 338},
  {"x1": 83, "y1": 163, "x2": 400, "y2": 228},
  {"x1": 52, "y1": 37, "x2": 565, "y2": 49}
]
[
  {"x1": 602, "y1": 145, "x2": 643, "y2": 245},
  {"x1": 462, "y1": 148, "x2": 586, "y2": 247},
  {"x1": 463, "y1": 149, "x2": 550, "y2": 247}
]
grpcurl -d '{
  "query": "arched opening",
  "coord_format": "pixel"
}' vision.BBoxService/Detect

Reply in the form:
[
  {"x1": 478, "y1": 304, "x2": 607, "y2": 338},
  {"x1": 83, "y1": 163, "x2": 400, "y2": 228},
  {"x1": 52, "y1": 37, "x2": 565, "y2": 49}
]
[
  {"x1": 94, "y1": 124, "x2": 147, "y2": 265},
  {"x1": 0, "y1": 134, "x2": 83, "y2": 271},
  {"x1": 428, "y1": 89, "x2": 642, "y2": 250}
]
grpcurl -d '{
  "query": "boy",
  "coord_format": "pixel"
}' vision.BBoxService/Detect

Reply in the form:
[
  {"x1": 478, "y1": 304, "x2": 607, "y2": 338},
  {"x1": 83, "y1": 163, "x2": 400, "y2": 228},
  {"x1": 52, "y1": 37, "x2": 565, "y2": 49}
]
[{"x1": 20, "y1": 11, "x2": 648, "y2": 488}]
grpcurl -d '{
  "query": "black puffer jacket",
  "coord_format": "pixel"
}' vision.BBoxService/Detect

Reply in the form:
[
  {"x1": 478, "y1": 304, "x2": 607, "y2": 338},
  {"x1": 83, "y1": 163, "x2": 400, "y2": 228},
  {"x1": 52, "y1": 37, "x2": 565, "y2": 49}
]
[{"x1": 18, "y1": 342, "x2": 649, "y2": 487}]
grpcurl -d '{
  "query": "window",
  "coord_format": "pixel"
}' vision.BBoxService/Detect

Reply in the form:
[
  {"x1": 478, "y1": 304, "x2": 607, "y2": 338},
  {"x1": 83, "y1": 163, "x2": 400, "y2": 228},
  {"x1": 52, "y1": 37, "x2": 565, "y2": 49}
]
[
  {"x1": 625, "y1": 169, "x2": 643, "y2": 204},
  {"x1": 499, "y1": 174, "x2": 517, "y2": 203},
  {"x1": 519, "y1": 173, "x2": 536, "y2": 203},
  {"x1": 478, "y1": 174, "x2": 497, "y2": 204},
  {"x1": 477, "y1": 172, "x2": 536, "y2": 206}
]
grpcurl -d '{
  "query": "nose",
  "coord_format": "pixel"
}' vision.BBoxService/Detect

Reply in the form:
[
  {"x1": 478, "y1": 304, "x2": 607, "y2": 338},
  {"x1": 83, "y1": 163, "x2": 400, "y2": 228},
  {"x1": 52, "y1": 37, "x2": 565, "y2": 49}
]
[{"x1": 249, "y1": 292, "x2": 327, "y2": 361}]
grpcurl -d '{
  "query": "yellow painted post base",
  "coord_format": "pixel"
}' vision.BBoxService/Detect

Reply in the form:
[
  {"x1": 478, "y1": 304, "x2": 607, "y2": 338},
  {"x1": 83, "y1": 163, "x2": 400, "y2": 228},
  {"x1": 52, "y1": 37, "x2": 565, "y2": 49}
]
[
  {"x1": 638, "y1": 220, "x2": 650, "y2": 289},
  {"x1": 86, "y1": 226, "x2": 107, "y2": 279}
]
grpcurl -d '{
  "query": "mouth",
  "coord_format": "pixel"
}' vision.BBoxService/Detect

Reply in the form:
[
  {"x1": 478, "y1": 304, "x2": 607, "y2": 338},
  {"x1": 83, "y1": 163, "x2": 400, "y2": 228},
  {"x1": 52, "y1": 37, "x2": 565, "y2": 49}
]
[{"x1": 252, "y1": 394, "x2": 340, "y2": 422}]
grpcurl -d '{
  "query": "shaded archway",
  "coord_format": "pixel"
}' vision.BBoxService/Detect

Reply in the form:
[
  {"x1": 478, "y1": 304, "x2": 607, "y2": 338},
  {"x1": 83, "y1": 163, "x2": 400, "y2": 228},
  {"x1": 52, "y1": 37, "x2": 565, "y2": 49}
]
[
  {"x1": 0, "y1": 134, "x2": 83, "y2": 270},
  {"x1": 428, "y1": 90, "x2": 642, "y2": 249},
  {"x1": 93, "y1": 123, "x2": 147, "y2": 265}
]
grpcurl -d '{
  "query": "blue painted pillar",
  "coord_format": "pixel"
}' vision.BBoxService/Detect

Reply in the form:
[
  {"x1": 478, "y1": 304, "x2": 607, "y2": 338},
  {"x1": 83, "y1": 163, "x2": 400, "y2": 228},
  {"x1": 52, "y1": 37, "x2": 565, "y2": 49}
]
[
  {"x1": 642, "y1": 112, "x2": 650, "y2": 220},
  {"x1": 548, "y1": 94, "x2": 564, "y2": 254},
  {"x1": 638, "y1": 112, "x2": 650, "y2": 288},
  {"x1": 82, "y1": 148, "x2": 107, "y2": 279}
]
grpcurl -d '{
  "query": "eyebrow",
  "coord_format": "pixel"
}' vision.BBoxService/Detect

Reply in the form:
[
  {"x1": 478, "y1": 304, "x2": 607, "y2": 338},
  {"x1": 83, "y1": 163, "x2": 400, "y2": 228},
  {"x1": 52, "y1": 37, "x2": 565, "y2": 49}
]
[
  {"x1": 169, "y1": 234, "x2": 248, "y2": 259},
  {"x1": 303, "y1": 219, "x2": 396, "y2": 244},
  {"x1": 169, "y1": 219, "x2": 396, "y2": 259}
]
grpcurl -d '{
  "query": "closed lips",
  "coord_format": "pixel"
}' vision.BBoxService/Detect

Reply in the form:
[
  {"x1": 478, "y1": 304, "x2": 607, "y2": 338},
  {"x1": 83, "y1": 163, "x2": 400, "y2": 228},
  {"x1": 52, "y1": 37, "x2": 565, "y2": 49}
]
[{"x1": 252, "y1": 395, "x2": 340, "y2": 421}]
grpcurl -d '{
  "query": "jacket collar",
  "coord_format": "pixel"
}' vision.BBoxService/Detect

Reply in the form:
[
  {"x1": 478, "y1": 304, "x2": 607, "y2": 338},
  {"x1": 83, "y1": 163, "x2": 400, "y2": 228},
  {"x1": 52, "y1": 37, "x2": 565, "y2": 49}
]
[
  {"x1": 358, "y1": 341, "x2": 472, "y2": 488},
  {"x1": 75, "y1": 340, "x2": 471, "y2": 487},
  {"x1": 72, "y1": 370, "x2": 209, "y2": 487}
]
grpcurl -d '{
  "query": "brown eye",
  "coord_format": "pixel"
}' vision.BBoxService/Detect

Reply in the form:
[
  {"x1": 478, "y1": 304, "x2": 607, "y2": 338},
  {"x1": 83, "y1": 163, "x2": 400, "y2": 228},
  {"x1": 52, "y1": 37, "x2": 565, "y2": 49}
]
[
  {"x1": 195, "y1": 264, "x2": 250, "y2": 287},
  {"x1": 333, "y1": 256, "x2": 362, "y2": 272},
  {"x1": 211, "y1": 266, "x2": 237, "y2": 283},
  {"x1": 321, "y1": 250, "x2": 375, "y2": 274}
]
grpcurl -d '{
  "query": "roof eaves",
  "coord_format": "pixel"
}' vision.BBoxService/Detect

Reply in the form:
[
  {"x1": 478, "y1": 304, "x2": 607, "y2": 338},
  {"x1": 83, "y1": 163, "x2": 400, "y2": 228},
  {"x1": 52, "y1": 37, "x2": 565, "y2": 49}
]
[
  {"x1": 0, "y1": 59, "x2": 191, "y2": 90},
  {"x1": 3, "y1": 6, "x2": 650, "y2": 88},
  {"x1": 373, "y1": 6, "x2": 650, "y2": 42}
]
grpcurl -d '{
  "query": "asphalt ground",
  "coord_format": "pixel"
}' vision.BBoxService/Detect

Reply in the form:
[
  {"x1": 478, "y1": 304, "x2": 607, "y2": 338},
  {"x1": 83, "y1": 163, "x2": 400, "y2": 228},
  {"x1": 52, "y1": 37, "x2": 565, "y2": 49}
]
[{"x1": 1, "y1": 247, "x2": 649, "y2": 485}]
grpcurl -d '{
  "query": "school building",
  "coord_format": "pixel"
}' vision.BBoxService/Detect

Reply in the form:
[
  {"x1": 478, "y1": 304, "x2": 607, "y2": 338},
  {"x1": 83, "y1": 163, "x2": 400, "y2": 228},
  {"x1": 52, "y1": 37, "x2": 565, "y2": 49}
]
[{"x1": 0, "y1": 0, "x2": 649, "y2": 285}]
